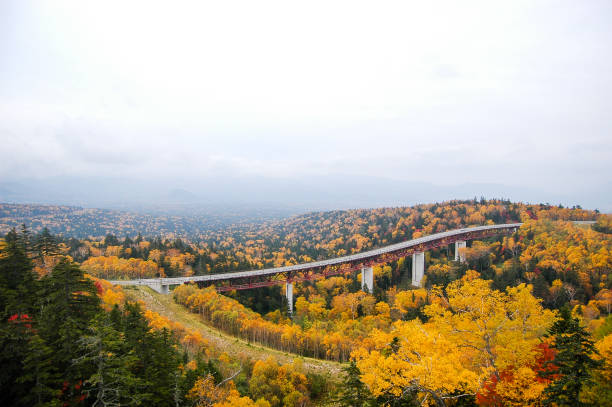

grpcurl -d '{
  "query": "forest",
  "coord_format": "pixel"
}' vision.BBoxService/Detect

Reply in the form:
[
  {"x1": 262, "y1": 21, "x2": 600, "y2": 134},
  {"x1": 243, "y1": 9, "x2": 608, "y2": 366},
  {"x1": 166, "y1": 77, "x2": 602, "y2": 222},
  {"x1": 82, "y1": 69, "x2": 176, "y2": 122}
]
[
  {"x1": 0, "y1": 203, "x2": 286, "y2": 238},
  {"x1": 1, "y1": 199, "x2": 611, "y2": 406}
]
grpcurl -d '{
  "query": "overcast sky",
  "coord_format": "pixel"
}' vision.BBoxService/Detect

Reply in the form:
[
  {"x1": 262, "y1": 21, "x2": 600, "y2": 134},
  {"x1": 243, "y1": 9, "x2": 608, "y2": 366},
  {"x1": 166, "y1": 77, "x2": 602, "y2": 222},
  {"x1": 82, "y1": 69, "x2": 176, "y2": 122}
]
[{"x1": 1, "y1": 1, "x2": 611, "y2": 208}]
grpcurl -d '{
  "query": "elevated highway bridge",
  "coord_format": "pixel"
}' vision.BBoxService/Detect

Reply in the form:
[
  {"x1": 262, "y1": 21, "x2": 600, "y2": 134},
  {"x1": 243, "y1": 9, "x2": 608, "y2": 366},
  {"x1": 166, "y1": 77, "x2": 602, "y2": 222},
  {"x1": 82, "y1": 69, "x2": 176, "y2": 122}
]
[{"x1": 110, "y1": 223, "x2": 524, "y2": 312}]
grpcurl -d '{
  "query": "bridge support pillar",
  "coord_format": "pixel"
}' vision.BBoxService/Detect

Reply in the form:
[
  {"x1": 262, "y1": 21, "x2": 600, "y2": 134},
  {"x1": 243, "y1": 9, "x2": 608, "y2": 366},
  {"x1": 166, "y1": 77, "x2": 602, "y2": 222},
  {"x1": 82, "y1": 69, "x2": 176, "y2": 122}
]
[
  {"x1": 286, "y1": 282, "x2": 294, "y2": 315},
  {"x1": 412, "y1": 252, "x2": 425, "y2": 287},
  {"x1": 361, "y1": 266, "x2": 374, "y2": 293},
  {"x1": 455, "y1": 240, "x2": 466, "y2": 263},
  {"x1": 150, "y1": 282, "x2": 170, "y2": 294}
]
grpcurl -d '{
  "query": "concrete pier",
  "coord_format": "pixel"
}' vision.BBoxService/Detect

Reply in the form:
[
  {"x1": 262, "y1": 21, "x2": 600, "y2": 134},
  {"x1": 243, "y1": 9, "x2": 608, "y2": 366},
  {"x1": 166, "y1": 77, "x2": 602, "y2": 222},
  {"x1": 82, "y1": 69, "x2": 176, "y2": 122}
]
[
  {"x1": 455, "y1": 240, "x2": 466, "y2": 262},
  {"x1": 412, "y1": 252, "x2": 425, "y2": 287},
  {"x1": 361, "y1": 266, "x2": 374, "y2": 293},
  {"x1": 286, "y1": 282, "x2": 294, "y2": 315},
  {"x1": 150, "y1": 280, "x2": 170, "y2": 294}
]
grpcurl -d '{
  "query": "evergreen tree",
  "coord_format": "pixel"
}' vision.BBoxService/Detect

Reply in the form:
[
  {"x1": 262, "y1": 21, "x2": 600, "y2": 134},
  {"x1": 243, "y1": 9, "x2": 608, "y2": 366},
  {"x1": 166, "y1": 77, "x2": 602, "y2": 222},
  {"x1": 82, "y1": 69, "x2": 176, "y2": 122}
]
[
  {"x1": 17, "y1": 333, "x2": 60, "y2": 407},
  {"x1": 19, "y1": 223, "x2": 33, "y2": 254},
  {"x1": 335, "y1": 360, "x2": 372, "y2": 407},
  {"x1": 74, "y1": 312, "x2": 144, "y2": 406},
  {"x1": 123, "y1": 236, "x2": 133, "y2": 248},
  {"x1": 541, "y1": 306, "x2": 603, "y2": 406},
  {"x1": 103, "y1": 234, "x2": 120, "y2": 247},
  {"x1": 122, "y1": 302, "x2": 182, "y2": 406},
  {"x1": 0, "y1": 228, "x2": 37, "y2": 317},
  {"x1": 34, "y1": 227, "x2": 60, "y2": 258},
  {"x1": 38, "y1": 259, "x2": 101, "y2": 396},
  {"x1": 0, "y1": 229, "x2": 40, "y2": 406},
  {"x1": 0, "y1": 313, "x2": 35, "y2": 405}
]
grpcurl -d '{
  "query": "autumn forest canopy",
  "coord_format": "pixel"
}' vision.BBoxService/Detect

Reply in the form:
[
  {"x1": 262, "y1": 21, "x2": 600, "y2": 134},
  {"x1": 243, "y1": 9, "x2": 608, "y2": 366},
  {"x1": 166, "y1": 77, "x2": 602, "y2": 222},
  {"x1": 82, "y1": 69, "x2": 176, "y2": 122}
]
[
  {"x1": 3, "y1": 0, "x2": 612, "y2": 404},
  {"x1": 1, "y1": 199, "x2": 612, "y2": 406}
]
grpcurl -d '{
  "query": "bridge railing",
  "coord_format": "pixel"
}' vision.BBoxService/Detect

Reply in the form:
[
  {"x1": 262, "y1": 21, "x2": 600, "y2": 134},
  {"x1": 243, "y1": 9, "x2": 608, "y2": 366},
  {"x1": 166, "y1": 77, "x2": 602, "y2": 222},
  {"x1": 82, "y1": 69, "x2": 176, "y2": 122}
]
[{"x1": 108, "y1": 223, "x2": 523, "y2": 289}]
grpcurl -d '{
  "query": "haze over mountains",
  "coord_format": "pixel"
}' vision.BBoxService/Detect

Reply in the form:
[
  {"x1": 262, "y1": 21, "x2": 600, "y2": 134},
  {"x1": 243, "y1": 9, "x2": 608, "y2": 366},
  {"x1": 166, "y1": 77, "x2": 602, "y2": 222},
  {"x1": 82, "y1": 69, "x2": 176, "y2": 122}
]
[
  {"x1": 3, "y1": 2, "x2": 612, "y2": 218},
  {"x1": 1, "y1": 175, "x2": 609, "y2": 215}
]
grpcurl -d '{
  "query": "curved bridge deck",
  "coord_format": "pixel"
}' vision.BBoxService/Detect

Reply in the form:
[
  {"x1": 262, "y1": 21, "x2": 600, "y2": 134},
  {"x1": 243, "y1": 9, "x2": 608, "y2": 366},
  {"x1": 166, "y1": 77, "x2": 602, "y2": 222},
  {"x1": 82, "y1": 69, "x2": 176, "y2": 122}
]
[{"x1": 109, "y1": 223, "x2": 522, "y2": 292}]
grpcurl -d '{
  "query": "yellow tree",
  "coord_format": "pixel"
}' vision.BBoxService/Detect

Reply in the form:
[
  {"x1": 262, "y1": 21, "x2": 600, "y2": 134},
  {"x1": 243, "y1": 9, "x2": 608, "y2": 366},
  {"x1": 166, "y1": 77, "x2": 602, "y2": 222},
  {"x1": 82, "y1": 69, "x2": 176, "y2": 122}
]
[
  {"x1": 354, "y1": 321, "x2": 479, "y2": 406},
  {"x1": 354, "y1": 275, "x2": 556, "y2": 406},
  {"x1": 424, "y1": 274, "x2": 555, "y2": 402},
  {"x1": 212, "y1": 389, "x2": 270, "y2": 407},
  {"x1": 248, "y1": 358, "x2": 309, "y2": 407},
  {"x1": 188, "y1": 374, "x2": 225, "y2": 407},
  {"x1": 581, "y1": 334, "x2": 612, "y2": 405}
]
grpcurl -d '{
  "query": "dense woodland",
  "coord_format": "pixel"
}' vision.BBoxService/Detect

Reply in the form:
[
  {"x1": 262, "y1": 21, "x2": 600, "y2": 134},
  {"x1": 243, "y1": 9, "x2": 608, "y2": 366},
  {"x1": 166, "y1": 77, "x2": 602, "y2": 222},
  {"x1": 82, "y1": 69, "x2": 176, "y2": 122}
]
[
  {"x1": 0, "y1": 229, "x2": 333, "y2": 406},
  {"x1": 0, "y1": 203, "x2": 289, "y2": 238},
  {"x1": 1, "y1": 199, "x2": 612, "y2": 406}
]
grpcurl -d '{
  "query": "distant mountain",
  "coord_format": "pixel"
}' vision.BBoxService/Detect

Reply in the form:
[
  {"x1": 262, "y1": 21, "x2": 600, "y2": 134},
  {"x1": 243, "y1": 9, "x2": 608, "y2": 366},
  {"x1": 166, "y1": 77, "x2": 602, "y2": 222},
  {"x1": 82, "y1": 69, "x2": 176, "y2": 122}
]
[
  {"x1": 0, "y1": 175, "x2": 608, "y2": 213},
  {"x1": 166, "y1": 188, "x2": 198, "y2": 202}
]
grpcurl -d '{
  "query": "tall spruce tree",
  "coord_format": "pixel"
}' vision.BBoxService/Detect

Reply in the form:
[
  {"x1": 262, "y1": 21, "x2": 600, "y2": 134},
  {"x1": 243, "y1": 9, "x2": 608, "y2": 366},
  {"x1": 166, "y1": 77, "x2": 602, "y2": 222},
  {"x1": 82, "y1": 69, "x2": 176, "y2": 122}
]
[
  {"x1": 122, "y1": 302, "x2": 182, "y2": 406},
  {"x1": 0, "y1": 228, "x2": 37, "y2": 317},
  {"x1": 541, "y1": 306, "x2": 603, "y2": 406},
  {"x1": 335, "y1": 360, "x2": 372, "y2": 407},
  {"x1": 0, "y1": 229, "x2": 40, "y2": 405},
  {"x1": 38, "y1": 259, "x2": 101, "y2": 398},
  {"x1": 73, "y1": 312, "x2": 143, "y2": 406},
  {"x1": 17, "y1": 333, "x2": 60, "y2": 407},
  {"x1": 34, "y1": 227, "x2": 60, "y2": 260}
]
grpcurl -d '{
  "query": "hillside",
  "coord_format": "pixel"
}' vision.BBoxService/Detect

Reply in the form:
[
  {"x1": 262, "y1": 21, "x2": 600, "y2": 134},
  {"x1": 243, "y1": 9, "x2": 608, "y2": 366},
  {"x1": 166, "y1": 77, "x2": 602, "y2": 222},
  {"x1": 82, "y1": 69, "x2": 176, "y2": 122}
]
[
  {"x1": 127, "y1": 286, "x2": 342, "y2": 376},
  {"x1": 0, "y1": 203, "x2": 293, "y2": 238},
  {"x1": 2, "y1": 200, "x2": 611, "y2": 406}
]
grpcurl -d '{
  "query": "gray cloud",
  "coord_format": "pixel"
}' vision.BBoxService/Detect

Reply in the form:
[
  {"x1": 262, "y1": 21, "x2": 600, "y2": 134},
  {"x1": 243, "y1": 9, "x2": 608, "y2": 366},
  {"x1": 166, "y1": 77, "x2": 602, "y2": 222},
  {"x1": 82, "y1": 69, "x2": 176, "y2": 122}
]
[{"x1": 0, "y1": 0, "x2": 611, "y2": 211}]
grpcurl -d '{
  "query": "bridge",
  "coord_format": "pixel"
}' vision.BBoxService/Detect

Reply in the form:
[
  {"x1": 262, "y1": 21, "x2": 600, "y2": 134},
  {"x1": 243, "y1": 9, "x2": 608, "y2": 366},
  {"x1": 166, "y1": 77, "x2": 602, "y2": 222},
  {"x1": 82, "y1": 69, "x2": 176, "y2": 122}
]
[{"x1": 110, "y1": 223, "x2": 522, "y2": 313}]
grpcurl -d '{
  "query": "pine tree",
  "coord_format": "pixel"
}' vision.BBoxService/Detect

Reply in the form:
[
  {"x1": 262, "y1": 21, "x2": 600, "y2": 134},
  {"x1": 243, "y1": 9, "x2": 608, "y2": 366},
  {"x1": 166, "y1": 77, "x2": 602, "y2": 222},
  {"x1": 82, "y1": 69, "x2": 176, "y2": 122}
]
[
  {"x1": 0, "y1": 228, "x2": 37, "y2": 317},
  {"x1": 541, "y1": 306, "x2": 603, "y2": 406},
  {"x1": 335, "y1": 360, "x2": 371, "y2": 407},
  {"x1": 38, "y1": 259, "x2": 101, "y2": 396},
  {"x1": 122, "y1": 302, "x2": 182, "y2": 406},
  {"x1": 17, "y1": 333, "x2": 60, "y2": 407},
  {"x1": 0, "y1": 313, "x2": 34, "y2": 405},
  {"x1": 73, "y1": 312, "x2": 143, "y2": 407},
  {"x1": 34, "y1": 227, "x2": 60, "y2": 259},
  {"x1": 0, "y1": 229, "x2": 40, "y2": 406}
]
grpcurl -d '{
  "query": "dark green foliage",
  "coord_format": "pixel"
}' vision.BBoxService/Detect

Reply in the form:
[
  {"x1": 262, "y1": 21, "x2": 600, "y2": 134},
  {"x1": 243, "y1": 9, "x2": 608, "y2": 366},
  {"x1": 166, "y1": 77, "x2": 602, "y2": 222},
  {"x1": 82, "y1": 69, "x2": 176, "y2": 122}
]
[
  {"x1": 0, "y1": 228, "x2": 41, "y2": 406},
  {"x1": 228, "y1": 285, "x2": 283, "y2": 315},
  {"x1": 0, "y1": 316, "x2": 35, "y2": 405},
  {"x1": 541, "y1": 306, "x2": 603, "y2": 406},
  {"x1": 0, "y1": 233, "x2": 222, "y2": 407},
  {"x1": 121, "y1": 302, "x2": 182, "y2": 406},
  {"x1": 0, "y1": 228, "x2": 37, "y2": 317},
  {"x1": 103, "y1": 234, "x2": 120, "y2": 247},
  {"x1": 335, "y1": 360, "x2": 373, "y2": 407},
  {"x1": 17, "y1": 333, "x2": 60, "y2": 407},
  {"x1": 38, "y1": 259, "x2": 101, "y2": 389},
  {"x1": 306, "y1": 372, "x2": 330, "y2": 401},
  {"x1": 73, "y1": 312, "x2": 144, "y2": 406},
  {"x1": 34, "y1": 227, "x2": 60, "y2": 258}
]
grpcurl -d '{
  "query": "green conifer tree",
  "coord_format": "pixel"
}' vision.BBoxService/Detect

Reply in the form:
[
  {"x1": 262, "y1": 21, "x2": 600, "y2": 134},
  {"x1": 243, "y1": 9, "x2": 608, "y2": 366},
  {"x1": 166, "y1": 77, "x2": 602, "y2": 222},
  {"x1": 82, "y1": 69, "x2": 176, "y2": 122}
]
[
  {"x1": 122, "y1": 302, "x2": 182, "y2": 406},
  {"x1": 541, "y1": 306, "x2": 603, "y2": 406},
  {"x1": 17, "y1": 334, "x2": 60, "y2": 407},
  {"x1": 73, "y1": 312, "x2": 143, "y2": 406},
  {"x1": 0, "y1": 229, "x2": 40, "y2": 406},
  {"x1": 335, "y1": 360, "x2": 371, "y2": 407},
  {"x1": 38, "y1": 259, "x2": 101, "y2": 398}
]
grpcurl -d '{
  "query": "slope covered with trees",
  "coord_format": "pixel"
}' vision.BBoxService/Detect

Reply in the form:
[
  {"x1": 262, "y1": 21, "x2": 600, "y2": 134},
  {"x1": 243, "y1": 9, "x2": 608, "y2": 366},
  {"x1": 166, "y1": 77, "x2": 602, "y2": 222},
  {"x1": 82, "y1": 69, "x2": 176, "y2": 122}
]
[
  {"x1": 0, "y1": 228, "x2": 329, "y2": 407},
  {"x1": 2, "y1": 200, "x2": 611, "y2": 406}
]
